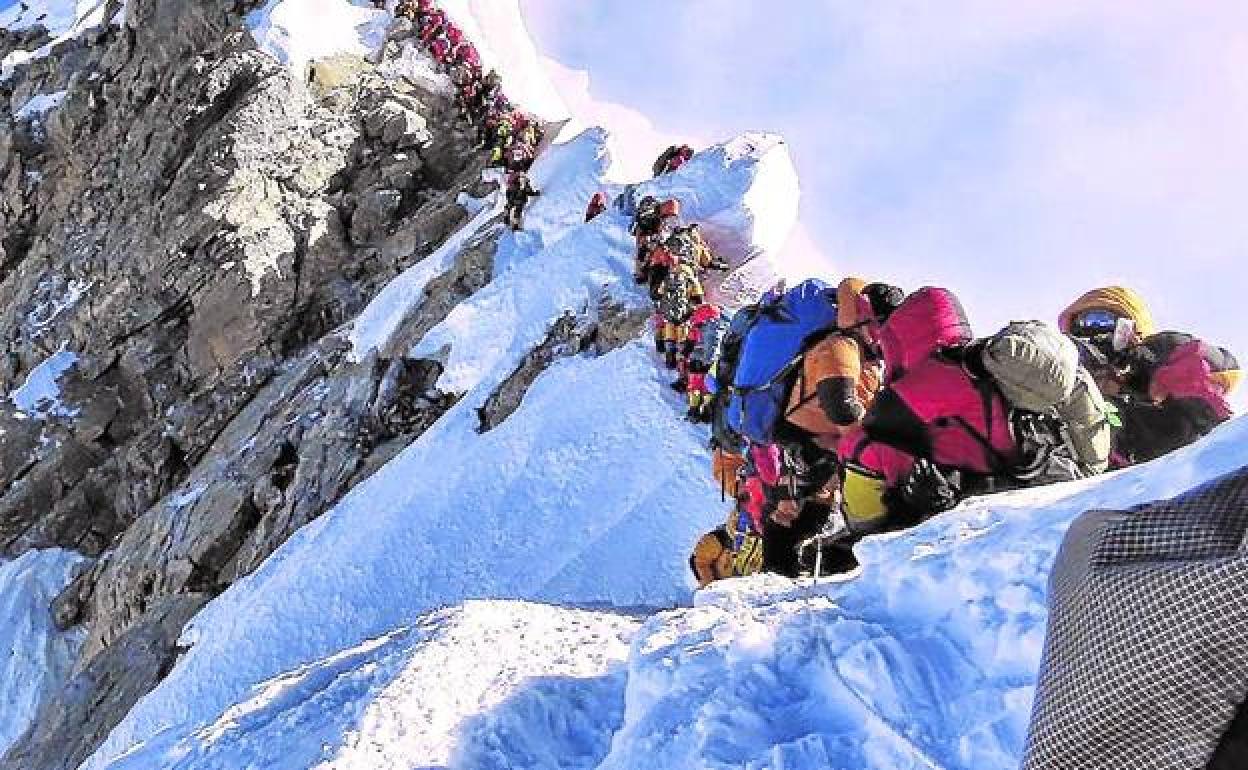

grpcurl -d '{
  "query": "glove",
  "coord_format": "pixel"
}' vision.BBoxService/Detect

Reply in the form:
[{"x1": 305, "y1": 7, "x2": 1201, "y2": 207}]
[{"x1": 897, "y1": 459, "x2": 961, "y2": 519}]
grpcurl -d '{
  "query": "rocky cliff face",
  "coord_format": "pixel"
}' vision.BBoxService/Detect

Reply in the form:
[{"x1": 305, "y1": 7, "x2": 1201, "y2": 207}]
[{"x1": 0, "y1": 1, "x2": 513, "y2": 765}]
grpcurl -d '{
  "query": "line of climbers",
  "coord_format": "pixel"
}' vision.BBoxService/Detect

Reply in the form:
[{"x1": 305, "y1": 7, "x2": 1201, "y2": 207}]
[
  {"x1": 379, "y1": 0, "x2": 549, "y2": 233},
  {"x1": 383, "y1": 0, "x2": 544, "y2": 174},
  {"x1": 640, "y1": 249, "x2": 1242, "y2": 585}
]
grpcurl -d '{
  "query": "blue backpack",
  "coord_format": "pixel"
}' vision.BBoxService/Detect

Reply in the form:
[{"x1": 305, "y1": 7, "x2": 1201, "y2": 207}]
[{"x1": 725, "y1": 280, "x2": 839, "y2": 445}]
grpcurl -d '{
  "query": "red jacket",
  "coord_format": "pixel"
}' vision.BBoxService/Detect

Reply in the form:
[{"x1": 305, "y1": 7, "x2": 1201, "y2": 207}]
[{"x1": 865, "y1": 287, "x2": 1017, "y2": 476}]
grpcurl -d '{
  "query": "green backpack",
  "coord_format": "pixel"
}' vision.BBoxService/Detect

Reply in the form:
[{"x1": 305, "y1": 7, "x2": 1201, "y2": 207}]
[{"x1": 980, "y1": 321, "x2": 1112, "y2": 474}]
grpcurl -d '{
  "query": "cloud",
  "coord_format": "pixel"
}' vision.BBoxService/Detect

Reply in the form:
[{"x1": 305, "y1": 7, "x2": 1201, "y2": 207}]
[
  {"x1": 536, "y1": 55, "x2": 695, "y2": 182},
  {"x1": 525, "y1": 0, "x2": 1248, "y2": 408}
]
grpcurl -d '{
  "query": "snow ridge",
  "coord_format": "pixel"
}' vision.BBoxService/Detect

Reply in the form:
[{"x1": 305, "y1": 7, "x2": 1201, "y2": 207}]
[{"x1": 80, "y1": 116, "x2": 802, "y2": 770}]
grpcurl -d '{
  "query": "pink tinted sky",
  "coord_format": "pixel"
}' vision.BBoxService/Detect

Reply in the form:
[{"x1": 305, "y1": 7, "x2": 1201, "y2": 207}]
[{"x1": 522, "y1": 1, "x2": 1248, "y2": 405}]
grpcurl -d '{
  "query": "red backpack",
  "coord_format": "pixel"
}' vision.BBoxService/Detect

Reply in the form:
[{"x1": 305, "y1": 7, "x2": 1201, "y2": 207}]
[{"x1": 878, "y1": 287, "x2": 972, "y2": 381}]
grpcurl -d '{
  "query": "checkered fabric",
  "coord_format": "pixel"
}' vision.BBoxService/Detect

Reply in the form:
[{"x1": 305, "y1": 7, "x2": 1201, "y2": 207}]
[{"x1": 1023, "y1": 468, "x2": 1248, "y2": 770}]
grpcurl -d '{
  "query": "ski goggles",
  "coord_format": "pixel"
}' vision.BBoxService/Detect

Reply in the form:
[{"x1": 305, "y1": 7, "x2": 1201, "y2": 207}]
[{"x1": 1069, "y1": 308, "x2": 1120, "y2": 337}]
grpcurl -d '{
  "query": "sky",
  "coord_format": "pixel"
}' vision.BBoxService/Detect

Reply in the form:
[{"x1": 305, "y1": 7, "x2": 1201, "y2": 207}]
[{"x1": 522, "y1": 0, "x2": 1248, "y2": 403}]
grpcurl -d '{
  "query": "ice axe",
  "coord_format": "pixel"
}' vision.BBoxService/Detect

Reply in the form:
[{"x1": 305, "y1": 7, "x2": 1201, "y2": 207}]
[{"x1": 799, "y1": 511, "x2": 851, "y2": 584}]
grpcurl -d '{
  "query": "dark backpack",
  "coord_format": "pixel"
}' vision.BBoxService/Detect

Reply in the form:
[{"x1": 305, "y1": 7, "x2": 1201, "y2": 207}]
[
  {"x1": 652, "y1": 145, "x2": 679, "y2": 177},
  {"x1": 505, "y1": 173, "x2": 531, "y2": 203},
  {"x1": 709, "y1": 306, "x2": 762, "y2": 451},
  {"x1": 633, "y1": 198, "x2": 661, "y2": 235}
]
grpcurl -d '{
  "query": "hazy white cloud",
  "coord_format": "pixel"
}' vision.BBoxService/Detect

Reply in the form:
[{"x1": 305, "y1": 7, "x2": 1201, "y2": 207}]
[
  {"x1": 536, "y1": 55, "x2": 706, "y2": 181},
  {"x1": 524, "y1": 0, "x2": 1248, "y2": 405}
]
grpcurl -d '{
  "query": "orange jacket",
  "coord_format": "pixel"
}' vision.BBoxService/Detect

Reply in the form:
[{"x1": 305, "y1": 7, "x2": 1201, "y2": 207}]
[{"x1": 785, "y1": 333, "x2": 881, "y2": 450}]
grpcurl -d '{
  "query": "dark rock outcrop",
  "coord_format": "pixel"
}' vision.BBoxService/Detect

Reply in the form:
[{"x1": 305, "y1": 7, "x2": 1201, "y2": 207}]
[{"x1": 0, "y1": 2, "x2": 492, "y2": 766}]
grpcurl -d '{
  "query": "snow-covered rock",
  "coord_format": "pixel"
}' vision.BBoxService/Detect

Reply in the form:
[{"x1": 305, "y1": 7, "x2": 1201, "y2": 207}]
[
  {"x1": 0, "y1": 550, "x2": 86, "y2": 755},
  {"x1": 0, "y1": 0, "x2": 113, "y2": 80},
  {"x1": 6, "y1": 349, "x2": 78, "y2": 419},
  {"x1": 13, "y1": 89, "x2": 66, "y2": 120},
  {"x1": 245, "y1": 0, "x2": 389, "y2": 73}
]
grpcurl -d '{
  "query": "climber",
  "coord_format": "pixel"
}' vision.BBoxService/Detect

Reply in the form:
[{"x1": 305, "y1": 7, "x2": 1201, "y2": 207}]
[
  {"x1": 681, "y1": 303, "x2": 727, "y2": 421},
  {"x1": 837, "y1": 288, "x2": 1112, "y2": 537},
  {"x1": 781, "y1": 278, "x2": 902, "y2": 452},
  {"x1": 503, "y1": 171, "x2": 540, "y2": 231},
  {"x1": 630, "y1": 196, "x2": 668, "y2": 287},
  {"x1": 702, "y1": 275, "x2": 899, "y2": 567},
  {"x1": 502, "y1": 137, "x2": 536, "y2": 172},
  {"x1": 668, "y1": 224, "x2": 727, "y2": 273},
  {"x1": 445, "y1": 23, "x2": 464, "y2": 48},
  {"x1": 1057, "y1": 286, "x2": 1154, "y2": 392},
  {"x1": 634, "y1": 201, "x2": 683, "y2": 282},
  {"x1": 1107, "y1": 332, "x2": 1238, "y2": 465},
  {"x1": 453, "y1": 41, "x2": 481, "y2": 71},
  {"x1": 487, "y1": 113, "x2": 515, "y2": 166},
  {"x1": 652, "y1": 144, "x2": 695, "y2": 177},
  {"x1": 651, "y1": 146, "x2": 680, "y2": 178},
  {"x1": 656, "y1": 256, "x2": 704, "y2": 370},
  {"x1": 667, "y1": 144, "x2": 694, "y2": 174},
  {"x1": 1059, "y1": 286, "x2": 1240, "y2": 466},
  {"x1": 631, "y1": 195, "x2": 664, "y2": 239},
  {"x1": 835, "y1": 288, "x2": 1013, "y2": 535},
  {"x1": 763, "y1": 441, "x2": 859, "y2": 578},
  {"x1": 418, "y1": 8, "x2": 446, "y2": 44},
  {"x1": 451, "y1": 63, "x2": 480, "y2": 117},
  {"x1": 689, "y1": 472, "x2": 767, "y2": 588},
  {"x1": 721, "y1": 279, "x2": 841, "y2": 450},
  {"x1": 429, "y1": 34, "x2": 454, "y2": 68},
  {"x1": 515, "y1": 118, "x2": 542, "y2": 151},
  {"x1": 584, "y1": 192, "x2": 608, "y2": 223}
]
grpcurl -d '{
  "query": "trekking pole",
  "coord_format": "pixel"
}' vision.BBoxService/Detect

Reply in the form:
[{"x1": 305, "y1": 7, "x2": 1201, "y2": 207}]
[{"x1": 813, "y1": 541, "x2": 823, "y2": 583}]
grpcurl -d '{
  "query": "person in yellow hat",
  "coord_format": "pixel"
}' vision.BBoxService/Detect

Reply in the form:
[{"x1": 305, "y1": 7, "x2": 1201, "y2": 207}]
[{"x1": 1060, "y1": 287, "x2": 1240, "y2": 465}]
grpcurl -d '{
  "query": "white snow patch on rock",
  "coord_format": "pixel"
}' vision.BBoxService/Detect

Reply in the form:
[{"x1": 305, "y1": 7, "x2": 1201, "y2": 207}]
[
  {"x1": 0, "y1": 549, "x2": 87, "y2": 755},
  {"x1": 14, "y1": 89, "x2": 66, "y2": 120},
  {"x1": 8, "y1": 349, "x2": 79, "y2": 419},
  {"x1": 245, "y1": 0, "x2": 389, "y2": 73},
  {"x1": 0, "y1": 0, "x2": 110, "y2": 80}
]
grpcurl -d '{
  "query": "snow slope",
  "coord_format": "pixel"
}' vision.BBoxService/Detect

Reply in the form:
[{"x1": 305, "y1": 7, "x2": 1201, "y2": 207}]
[
  {"x1": 0, "y1": 549, "x2": 87, "y2": 755},
  {"x1": 599, "y1": 415, "x2": 1248, "y2": 770},
  {"x1": 245, "y1": 0, "x2": 389, "y2": 73},
  {"x1": 97, "y1": 602, "x2": 637, "y2": 770},
  {"x1": 81, "y1": 122, "x2": 800, "y2": 769}
]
